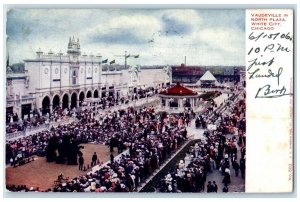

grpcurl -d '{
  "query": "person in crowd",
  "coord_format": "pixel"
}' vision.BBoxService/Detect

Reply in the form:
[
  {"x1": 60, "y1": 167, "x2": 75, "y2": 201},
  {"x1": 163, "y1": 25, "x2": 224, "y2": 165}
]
[
  {"x1": 212, "y1": 181, "x2": 218, "y2": 192},
  {"x1": 110, "y1": 153, "x2": 114, "y2": 164},
  {"x1": 240, "y1": 157, "x2": 246, "y2": 179},
  {"x1": 79, "y1": 155, "x2": 84, "y2": 171},
  {"x1": 57, "y1": 173, "x2": 63, "y2": 181},
  {"x1": 222, "y1": 185, "x2": 228, "y2": 193},
  {"x1": 92, "y1": 152, "x2": 97, "y2": 167},
  {"x1": 207, "y1": 181, "x2": 213, "y2": 193},
  {"x1": 232, "y1": 160, "x2": 240, "y2": 177}
]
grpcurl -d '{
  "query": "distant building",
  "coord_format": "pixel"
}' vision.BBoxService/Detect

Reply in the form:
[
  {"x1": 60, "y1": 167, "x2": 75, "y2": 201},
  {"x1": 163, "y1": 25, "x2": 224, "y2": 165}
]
[
  {"x1": 172, "y1": 64, "x2": 244, "y2": 84},
  {"x1": 240, "y1": 70, "x2": 246, "y2": 87},
  {"x1": 6, "y1": 73, "x2": 32, "y2": 122},
  {"x1": 196, "y1": 70, "x2": 217, "y2": 87}
]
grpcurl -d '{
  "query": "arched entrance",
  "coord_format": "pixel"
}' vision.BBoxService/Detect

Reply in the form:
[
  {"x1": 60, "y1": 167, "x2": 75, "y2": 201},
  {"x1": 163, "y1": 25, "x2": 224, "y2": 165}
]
[
  {"x1": 62, "y1": 94, "x2": 69, "y2": 110},
  {"x1": 71, "y1": 92, "x2": 77, "y2": 109},
  {"x1": 21, "y1": 104, "x2": 31, "y2": 119},
  {"x1": 94, "y1": 90, "x2": 99, "y2": 98},
  {"x1": 101, "y1": 87, "x2": 106, "y2": 98},
  {"x1": 53, "y1": 95, "x2": 60, "y2": 111},
  {"x1": 109, "y1": 86, "x2": 114, "y2": 97},
  {"x1": 87, "y1": 91, "x2": 92, "y2": 98},
  {"x1": 79, "y1": 92, "x2": 85, "y2": 106},
  {"x1": 42, "y1": 96, "x2": 50, "y2": 115},
  {"x1": 6, "y1": 107, "x2": 13, "y2": 124}
]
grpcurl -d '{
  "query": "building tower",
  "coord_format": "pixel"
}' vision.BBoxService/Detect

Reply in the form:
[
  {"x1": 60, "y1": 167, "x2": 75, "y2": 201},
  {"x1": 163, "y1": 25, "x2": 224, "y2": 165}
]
[{"x1": 67, "y1": 36, "x2": 81, "y2": 56}]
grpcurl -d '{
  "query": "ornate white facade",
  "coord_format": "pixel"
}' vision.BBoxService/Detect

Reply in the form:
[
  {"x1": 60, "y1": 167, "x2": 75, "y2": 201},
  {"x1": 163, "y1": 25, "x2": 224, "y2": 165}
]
[
  {"x1": 23, "y1": 36, "x2": 103, "y2": 115},
  {"x1": 6, "y1": 37, "x2": 170, "y2": 120}
]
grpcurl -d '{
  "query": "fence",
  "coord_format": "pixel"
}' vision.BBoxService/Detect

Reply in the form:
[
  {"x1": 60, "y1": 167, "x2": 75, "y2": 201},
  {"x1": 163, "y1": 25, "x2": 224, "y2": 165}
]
[{"x1": 6, "y1": 117, "x2": 78, "y2": 141}]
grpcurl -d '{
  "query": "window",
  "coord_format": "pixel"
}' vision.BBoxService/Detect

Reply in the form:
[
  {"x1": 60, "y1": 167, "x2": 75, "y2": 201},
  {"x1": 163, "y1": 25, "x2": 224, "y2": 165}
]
[{"x1": 72, "y1": 70, "x2": 77, "y2": 85}]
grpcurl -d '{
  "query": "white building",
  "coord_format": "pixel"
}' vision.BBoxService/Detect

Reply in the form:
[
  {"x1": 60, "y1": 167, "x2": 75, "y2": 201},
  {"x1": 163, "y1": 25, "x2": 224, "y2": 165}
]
[
  {"x1": 23, "y1": 36, "x2": 103, "y2": 115},
  {"x1": 6, "y1": 37, "x2": 170, "y2": 120},
  {"x1": 196, "y1": 70, "x2": 217, "y2": 87},
  {"x1": 6, "y1": 72, "x2": 32, "y2": 121}
]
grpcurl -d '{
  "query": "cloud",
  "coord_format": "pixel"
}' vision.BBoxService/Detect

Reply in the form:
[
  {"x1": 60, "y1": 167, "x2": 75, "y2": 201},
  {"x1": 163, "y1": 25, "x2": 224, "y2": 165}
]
[
  {"x1": 86, "y1": 14, "x2": 161, "y2": 45},
  {"x1": 197, "y1": 27, "x2": 244, "y2": 53},
  {"x1": 6, "y1": 9, "x2": 245, "y2": 66},
  {"x1": 89, "y1": 28, "x2": 145, "y2": 45},
  {"x1": 160, "y1": 9, "x2": 201, "y2": 36},
  {"x1": 236, "y1": 17, "x2": 245, "y2": 31},
  {"x1": 161, "y1": 14, "x2": 192, "y2": 36}
]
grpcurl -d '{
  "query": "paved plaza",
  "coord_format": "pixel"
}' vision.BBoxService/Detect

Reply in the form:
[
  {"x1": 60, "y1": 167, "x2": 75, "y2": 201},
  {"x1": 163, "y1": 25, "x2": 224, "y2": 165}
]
[{"x1": 6, "y1": 144, "x2": 118, "y2": 191}]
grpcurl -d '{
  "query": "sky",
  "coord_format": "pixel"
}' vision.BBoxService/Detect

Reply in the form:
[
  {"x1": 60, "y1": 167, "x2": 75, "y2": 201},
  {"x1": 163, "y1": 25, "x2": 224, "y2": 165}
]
[{"x1": 6, "y1": 9, "x2": 245, "y2": 66}]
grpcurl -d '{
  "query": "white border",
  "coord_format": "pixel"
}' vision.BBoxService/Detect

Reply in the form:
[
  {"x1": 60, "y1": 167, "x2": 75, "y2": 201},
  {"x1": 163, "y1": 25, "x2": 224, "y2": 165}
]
[{"x1": 1, "y1": 1, "x2": 299, "y2": 201}]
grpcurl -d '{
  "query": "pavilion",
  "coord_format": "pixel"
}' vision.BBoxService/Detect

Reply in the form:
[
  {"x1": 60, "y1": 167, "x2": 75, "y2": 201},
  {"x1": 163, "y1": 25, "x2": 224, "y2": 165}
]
[
  {"x1": 158, "y1": 83, "x2": 201, "y2": 113},
  {"x1": 196, "y1": 70, "x2": 217, "y2": 87}
]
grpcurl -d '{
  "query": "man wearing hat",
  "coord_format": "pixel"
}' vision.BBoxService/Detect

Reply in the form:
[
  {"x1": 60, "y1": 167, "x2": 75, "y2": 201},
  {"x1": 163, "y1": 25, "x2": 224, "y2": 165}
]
[
  {"x1": 91, "y1": 152, "x2": 97, "y2": 167},
  {"x1": 206, "y1": 181, "x2": 213, "y2": 193},
  {"x1": 79, "y1": 155, "x2": 84, "y2": 171}
]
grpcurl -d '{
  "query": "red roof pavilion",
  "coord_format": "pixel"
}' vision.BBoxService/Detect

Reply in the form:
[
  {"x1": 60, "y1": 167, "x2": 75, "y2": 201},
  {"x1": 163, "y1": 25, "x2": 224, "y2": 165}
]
[{"x1": 159, "y1": 82, "x2": 198, "y2": 96}]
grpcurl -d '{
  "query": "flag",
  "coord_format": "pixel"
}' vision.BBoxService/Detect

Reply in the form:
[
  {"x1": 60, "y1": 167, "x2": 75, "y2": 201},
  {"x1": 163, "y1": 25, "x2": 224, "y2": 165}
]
[
  {"x1": 125, "y1": 54, "x2": 130, "y2": 58},
  {"x1": 6, "y1": 54, "x2": 9, "y2": 67},
  {"x1": 134, "y1": 54, "x2": 139, "y2": 58},
  {"x1": 110, "y1": 59, "x2": 115, "y2": 65},
  {"x1": 102, "y1": 59, "x2": 108, "y2": 63}
]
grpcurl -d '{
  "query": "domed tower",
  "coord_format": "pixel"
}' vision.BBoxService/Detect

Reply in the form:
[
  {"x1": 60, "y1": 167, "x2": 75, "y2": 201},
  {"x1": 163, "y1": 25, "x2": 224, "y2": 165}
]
[{"x1": 67, "y1": 36, "x2": 81, "y2": 56}]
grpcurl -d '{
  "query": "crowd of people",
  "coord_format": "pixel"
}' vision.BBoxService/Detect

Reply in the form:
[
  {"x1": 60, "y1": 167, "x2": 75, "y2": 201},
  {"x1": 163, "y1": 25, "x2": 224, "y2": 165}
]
[
  {"x1": 7, "y1": 86, "x2": 161, "y2": 135},
  {"x1": 5, "y1": 107, "x2": 102, "y2": 165},
  {"x1": 48, "y1": 106, "x2": 189, "y2": 192},
  {"x1": 158, "y1": 91, "x2": 246, "y2": 193},
  {"x1": 6, "y1": 84, "x2": 246, "y2": 193},
  {"x1": 6, "y1": 103, "x2": 192, "y2": 192},
  {"x1": 81, "y1": 87, "x2": 159, "y2": 110},
  {"x1": 6, "y1": 107, "x2": 73, "y2": 134},
  {"x1": 5, "y1": 86, "x2": 164, "y2": 164},
  {"x1": 6, "y1": 116, "x2": 46, "y2": 133},
  {"x1": 5, "y1": 185, "x2": 41, "y2": 192}
]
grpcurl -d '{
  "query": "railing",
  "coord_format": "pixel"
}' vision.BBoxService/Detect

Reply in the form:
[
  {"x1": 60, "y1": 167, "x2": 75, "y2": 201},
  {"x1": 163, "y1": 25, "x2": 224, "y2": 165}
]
[
  {"x1": 6, "y1": 117, "x2": 78, "y2": 141},
  {"x1": 93, "y1": 96, "x2": 159, "y2": 119},
  {"x1": 6, "y1": 131, "x2": 26, "y2": 140},
  {"x1": 23, "y1": 124, "x2": 48, "y2": 134}
]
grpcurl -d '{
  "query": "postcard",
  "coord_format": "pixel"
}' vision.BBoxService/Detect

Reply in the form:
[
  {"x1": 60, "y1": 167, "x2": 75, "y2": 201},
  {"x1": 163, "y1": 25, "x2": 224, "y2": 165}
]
[{"x1": 4, "y1": 7, "x2": 294, "y2": 195}]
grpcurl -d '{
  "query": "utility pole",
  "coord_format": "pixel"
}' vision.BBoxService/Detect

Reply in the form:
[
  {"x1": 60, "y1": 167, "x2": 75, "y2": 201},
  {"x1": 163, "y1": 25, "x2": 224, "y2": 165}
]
[
  {"x1": 114, "y1": 51, "x2": 139, "y2": 69},
  {"x1": 114, "y1": 51, "x2": 129, "y2": 69},
  {"x1": 125, "y1": 51, "x2": 127, "y2": 69}
]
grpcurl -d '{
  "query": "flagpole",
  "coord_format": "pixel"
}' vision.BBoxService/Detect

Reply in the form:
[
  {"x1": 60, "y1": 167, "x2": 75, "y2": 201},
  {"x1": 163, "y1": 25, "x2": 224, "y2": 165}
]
[{"x1": 125, "y1": 51, "x2": 127, "y2": 69}]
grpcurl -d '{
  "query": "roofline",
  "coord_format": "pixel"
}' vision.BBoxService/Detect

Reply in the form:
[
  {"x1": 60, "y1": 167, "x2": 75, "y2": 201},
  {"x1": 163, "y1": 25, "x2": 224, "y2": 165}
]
[{"x1": 158, "y1": 94, "x2": 200, "y2": 98}]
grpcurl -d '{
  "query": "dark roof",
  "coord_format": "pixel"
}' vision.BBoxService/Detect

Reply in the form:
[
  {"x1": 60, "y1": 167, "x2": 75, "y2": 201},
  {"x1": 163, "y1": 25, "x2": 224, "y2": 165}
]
[
  {"x1": 8, "y1": 63, "x2": 25, "y2": 73},
  {"x1": 159, "y1": 83, "x2": 198, "y2": 96}
]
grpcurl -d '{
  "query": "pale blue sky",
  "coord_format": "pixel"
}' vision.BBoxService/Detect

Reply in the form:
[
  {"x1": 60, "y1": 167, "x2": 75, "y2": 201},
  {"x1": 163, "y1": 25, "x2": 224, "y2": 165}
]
[{"x1": 6, "y1": 9, "x2": 245, "y2": 66}]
